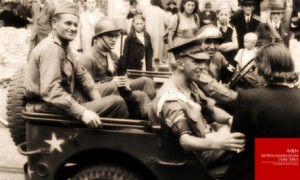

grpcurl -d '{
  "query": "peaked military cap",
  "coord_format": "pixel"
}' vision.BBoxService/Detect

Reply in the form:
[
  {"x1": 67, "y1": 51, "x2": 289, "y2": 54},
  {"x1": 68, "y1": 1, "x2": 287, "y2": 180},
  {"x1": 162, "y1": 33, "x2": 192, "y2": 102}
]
[{"x1": 168, "y1": 38, "x2": 210, "y2": 61}]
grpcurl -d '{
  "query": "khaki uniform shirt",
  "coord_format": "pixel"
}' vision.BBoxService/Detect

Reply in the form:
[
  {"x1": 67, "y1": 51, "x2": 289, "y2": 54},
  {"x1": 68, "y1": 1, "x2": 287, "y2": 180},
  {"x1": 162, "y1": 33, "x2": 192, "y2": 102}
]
[
  {"x1": 197, "y1": 52, "x2": 237, "y2": 103},
  {"x1": 80, "y1": 45, "x2": 122, "y2": 83},
  {"x1": 153, "y1": 72, "x2": 216, "y2": 138},
  {"x1": 24, "y1": 34, "x2": 99, "y2": 119}
]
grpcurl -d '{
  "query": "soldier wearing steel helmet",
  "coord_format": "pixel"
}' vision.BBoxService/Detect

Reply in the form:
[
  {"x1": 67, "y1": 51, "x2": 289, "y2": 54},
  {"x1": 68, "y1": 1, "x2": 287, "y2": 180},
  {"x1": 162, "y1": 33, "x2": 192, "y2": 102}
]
[
  {"x1": 24, "y1": 1, "x2": 129, "y2": 128},
  {"x1": 152, "y1": 38, "x2": 246, "y2": 179},
  {"x1": 80, "y1": 17, "x2": 156, "y2": 119},
  {"x1": 194, "y1": 25, "x2": 238, "y2": 113}
]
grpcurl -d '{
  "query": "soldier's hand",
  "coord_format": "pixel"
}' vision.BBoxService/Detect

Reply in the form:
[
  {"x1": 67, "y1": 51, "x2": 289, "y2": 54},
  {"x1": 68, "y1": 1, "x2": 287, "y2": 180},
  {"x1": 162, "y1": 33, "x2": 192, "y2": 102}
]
[
  {"x1": 81, "y1": 110, "x2": 102, "y2": 128},
  {"x1": 214, "y1": 132, "x2": 246, "y2": 153},
  {"x1": 112, "y1": 76, "x2": 128, "y2": 87}
]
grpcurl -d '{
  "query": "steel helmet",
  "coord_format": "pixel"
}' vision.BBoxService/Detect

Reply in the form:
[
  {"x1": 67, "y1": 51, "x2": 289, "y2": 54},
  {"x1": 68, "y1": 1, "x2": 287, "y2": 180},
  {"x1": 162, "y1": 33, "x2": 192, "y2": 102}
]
[
  {"x1": 93, "y1": 17, "x2": 122, "y2": 40},
  {"x1": 196, "y1": 25, "x2": 223, "y2": 44}
]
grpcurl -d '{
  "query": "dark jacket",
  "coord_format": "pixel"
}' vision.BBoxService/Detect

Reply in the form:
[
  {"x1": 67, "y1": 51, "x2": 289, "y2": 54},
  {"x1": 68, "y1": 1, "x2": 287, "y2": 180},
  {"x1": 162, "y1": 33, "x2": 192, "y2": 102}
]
[
  {"x1": 230, "y1": 10, "x2": 260, "y2": 48},
  {"x1": 199, "y1": 10, "x2": 217, "y2": 27},
  {"x1": 225, "y1": 85, "x2": 300, "y2": 180},
  {"x1": 123, "y1": 30, "x2": 153, "y2": 71},
  {"x1": 256, "y1": 21, "x2": 290, "y2": 47}
]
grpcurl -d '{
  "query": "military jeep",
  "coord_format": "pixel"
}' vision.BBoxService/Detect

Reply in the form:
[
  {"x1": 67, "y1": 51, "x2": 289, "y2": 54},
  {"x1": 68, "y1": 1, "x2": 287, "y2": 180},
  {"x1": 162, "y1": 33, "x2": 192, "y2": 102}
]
[{"x1": 7, "y1": 68, "x2": 216, "y2": 180}]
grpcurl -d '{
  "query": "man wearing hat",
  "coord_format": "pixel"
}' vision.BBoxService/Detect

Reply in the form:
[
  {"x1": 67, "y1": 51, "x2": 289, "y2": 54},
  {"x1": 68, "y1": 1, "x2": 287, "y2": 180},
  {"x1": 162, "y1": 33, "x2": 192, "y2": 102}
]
[
  {"x1": 151, "y1": 38, "x2": 246, "y2": 178},
  {"x1": 199, "y1": 2, "x2": 217, "y2": 26},
  {"x1": 256, "y1": 2, "x2": 290, "y2": 47},
  {"x1": 80, "y1": 17, "x2": 156, "y2": 119},
  {"x1": 27, "y1": 0, "x2": 54, "y2": 61},
  {"x1": 24, "y1": 1, "x2": 128, "y2": 129},
  {"x1": 165, "y1": 0, "x2": 178, "y2": 15},
  {"x1": 231, "y1": 0, "x2": 260, "y2": 48},
  {"x1": 193, "y1": 25, "x2": 239, "y2": 113}
]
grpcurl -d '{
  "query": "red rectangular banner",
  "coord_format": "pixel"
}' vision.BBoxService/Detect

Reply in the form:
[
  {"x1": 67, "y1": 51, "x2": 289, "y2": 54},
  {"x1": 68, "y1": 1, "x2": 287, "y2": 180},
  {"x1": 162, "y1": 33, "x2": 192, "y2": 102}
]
[{"x1": 255, "y1": 138, "x2": 300, "y2": 180}]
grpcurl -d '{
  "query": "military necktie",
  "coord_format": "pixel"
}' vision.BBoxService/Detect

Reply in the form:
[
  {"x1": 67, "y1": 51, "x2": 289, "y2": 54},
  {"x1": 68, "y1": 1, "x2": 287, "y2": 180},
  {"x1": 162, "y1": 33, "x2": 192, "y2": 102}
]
[{"x1": 107, "y1": 52, "x2": 115, "y2": 74}]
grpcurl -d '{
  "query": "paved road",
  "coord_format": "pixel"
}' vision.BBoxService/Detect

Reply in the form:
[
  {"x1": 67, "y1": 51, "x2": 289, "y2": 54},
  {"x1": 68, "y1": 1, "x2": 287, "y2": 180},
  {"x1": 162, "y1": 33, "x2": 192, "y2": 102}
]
[{"x1": 0, "y1": 127, "x2": 26, "y2": 180}]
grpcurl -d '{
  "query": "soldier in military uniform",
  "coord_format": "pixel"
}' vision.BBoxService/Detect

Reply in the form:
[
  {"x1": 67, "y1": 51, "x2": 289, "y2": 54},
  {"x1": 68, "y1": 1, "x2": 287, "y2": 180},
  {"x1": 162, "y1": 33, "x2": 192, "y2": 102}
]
[
  {"x1": 80, "y1": 17, "x2": 156, "y2": 119},
  {"x1": 194, "y1": 25, "x2": 238, "y2": 113},
  {"x1": 24, "y1": 1, "x2": 129, "y2": 129},
  {"x1": 152, "y1": 38, "x2": 246, "y2": 178}
]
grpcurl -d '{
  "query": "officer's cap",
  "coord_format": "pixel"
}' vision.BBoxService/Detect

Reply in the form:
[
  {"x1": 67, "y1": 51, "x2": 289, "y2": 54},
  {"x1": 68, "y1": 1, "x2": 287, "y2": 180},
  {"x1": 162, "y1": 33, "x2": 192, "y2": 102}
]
[
  {"x1": 168, "y1": 39, "x2": 210, "y2": 61},
  {"x1": 54, "y1": 1, "x2": 79, "y2": 17}
]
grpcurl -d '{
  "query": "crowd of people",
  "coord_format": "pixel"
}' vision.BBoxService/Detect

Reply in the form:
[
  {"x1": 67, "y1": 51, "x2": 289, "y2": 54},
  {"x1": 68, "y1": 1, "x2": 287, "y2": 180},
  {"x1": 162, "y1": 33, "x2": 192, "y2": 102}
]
[{"x1": 1, "y1": 0, "x2": 300, "y2": 179}]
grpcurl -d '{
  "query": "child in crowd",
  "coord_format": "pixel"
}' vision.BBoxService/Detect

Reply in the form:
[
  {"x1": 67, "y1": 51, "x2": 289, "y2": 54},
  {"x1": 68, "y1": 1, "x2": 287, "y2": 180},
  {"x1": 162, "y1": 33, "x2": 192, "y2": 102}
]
[
  {"x1": 235, "y1": 32, "x2": 258, "y2": 68},
  {"x1": 234, "y1": 32, "x2": 260, "y2": 88},
  {"x1": 123, "y1": 14, "x2": 153, "y2": 71}
]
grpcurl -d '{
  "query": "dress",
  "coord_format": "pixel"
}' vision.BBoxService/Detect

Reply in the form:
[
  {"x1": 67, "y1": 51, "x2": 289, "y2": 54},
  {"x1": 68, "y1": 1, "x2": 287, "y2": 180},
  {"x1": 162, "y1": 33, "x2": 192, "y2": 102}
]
[
  {"x1": 168, "y1": 12, "x2": 200, "y2": 46},
  {"x1": 143, "y1": 4, "x2": 167, "y2": 60}
]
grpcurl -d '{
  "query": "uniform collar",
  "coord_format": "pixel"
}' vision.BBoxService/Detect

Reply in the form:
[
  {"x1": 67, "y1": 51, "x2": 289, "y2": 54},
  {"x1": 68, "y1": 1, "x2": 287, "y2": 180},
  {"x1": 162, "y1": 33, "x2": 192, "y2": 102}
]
[
  {"x1": 49, "y1": 33, "x2": 69, "y2": 49},
  {"x1": 171, "y1": 71, "x2": 192, "y2": 100},
  {"x1": 93, "y1": 44, "x2": 111, "y2": 57}
]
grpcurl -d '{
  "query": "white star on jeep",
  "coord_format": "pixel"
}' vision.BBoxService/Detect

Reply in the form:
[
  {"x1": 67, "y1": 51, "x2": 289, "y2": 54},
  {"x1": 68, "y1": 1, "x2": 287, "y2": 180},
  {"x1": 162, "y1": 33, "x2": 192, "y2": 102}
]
[{"x1": 45, "y1": 133, "x2": 65, "y2": 153}]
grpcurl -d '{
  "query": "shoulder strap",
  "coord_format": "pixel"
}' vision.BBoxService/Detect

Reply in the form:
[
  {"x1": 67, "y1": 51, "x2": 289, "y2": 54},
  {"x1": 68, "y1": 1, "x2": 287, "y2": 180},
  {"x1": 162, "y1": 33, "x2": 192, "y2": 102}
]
[{"x1": 175, "y1": 13, "x2": 180, "y2": 32}]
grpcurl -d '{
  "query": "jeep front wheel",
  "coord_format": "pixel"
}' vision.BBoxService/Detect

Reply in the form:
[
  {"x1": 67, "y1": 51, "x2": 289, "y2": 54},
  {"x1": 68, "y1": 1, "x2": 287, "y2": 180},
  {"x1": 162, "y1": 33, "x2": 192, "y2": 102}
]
[{"x1": 70, "y1": 164, "x2": 142, "y2": 180}]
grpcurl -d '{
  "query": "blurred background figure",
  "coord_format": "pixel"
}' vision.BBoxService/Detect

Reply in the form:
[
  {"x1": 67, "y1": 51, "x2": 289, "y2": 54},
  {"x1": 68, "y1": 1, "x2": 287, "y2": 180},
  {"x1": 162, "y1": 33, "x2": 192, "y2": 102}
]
[
  {"x1": 27, "y1": 0, "x2": 54, "y2": 61},
  {"x1": 231, "y1": 0, "x2": 260, "y2": 48},
  {"x1": 165, "y1": 0, "x2": 178, "y2": 15},
  {"x1": 143, "y1": 0, "x2": 167, "y2": 69},
  {"x1": 198, "y1": 2, "x2": 217, "y2": 26},
  {"x1": 74, "y1": 0, "x2": 105, "y2": 53},
  {"x1": 256, "y1": 1, "x2": 289, "y2": 47},
  {"x1": 216, "y1": 4, "x2": 239, "y2": 68},
  {"x1": 167, "y1": 0, "x2": 200, "y2": 47},
  {"x1": 233, "y1": 32, "x2": 260, "y2": 89},
  {"x1": 126, "y1": 0, "x2": 141, "y2": 33},
  {"x1": 123, "y1": 14, "x2": 153, "y2": 71}
]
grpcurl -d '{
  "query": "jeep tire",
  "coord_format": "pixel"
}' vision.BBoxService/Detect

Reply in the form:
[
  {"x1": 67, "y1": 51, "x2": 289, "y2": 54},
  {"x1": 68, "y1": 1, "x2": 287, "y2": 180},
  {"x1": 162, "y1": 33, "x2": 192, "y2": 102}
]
[
  {"x1": 6, "y1": 67, "x2": 27, "y2": 146},
  {"x1": 71, "y1": 164, "x2": 142, "y2": 180}
]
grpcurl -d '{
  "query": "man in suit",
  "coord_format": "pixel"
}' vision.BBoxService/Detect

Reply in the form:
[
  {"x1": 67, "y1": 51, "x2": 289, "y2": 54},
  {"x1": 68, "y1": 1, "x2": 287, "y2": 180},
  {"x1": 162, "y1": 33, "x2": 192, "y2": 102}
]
[
  {"x1": 199, "y1": 2, "x2": 217, "y2": 26},
  {"x1": 231, "y1": 0, "x2": 260, "y2": 48},
  {"x1": 256, "y1": 2, "x2": 290, "y2": 47},
  {"x1": 27, "y1": 0, "x2": 54, "y2": 61}
]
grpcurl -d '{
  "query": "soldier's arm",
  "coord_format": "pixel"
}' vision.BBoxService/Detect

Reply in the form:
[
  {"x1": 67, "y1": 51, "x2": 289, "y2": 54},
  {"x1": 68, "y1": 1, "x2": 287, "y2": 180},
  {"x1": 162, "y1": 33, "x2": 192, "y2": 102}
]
[
  {"x1": 197, "y1": 72, "x2": 237, "y2": 103},
  {"x1": 39, "y1": 47, "x2": 87, "y2": 120},
  {"x1": 75, "y1": 61, "x2": 101, "y2": 100},
  {"x1": 179, "y1": 132, "x2": 245, "y2": 152}
]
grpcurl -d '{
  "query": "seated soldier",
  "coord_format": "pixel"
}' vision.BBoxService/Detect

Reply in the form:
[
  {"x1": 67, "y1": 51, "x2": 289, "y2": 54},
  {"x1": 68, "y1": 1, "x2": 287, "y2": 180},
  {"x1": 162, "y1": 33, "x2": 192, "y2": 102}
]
[
  {"x1": 80, "y1": 17, "x2": 156, "y2": 119},
  {"x1": 24, "y1": 1, "x2": 128, "y2": 128},
  {"x1": 152, "y1": 38, "x2": 246, "y2": 178},
  {"x1": 195, "y1": 25, "x2": 238, "y2": 113}
]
